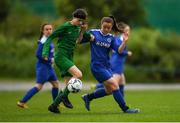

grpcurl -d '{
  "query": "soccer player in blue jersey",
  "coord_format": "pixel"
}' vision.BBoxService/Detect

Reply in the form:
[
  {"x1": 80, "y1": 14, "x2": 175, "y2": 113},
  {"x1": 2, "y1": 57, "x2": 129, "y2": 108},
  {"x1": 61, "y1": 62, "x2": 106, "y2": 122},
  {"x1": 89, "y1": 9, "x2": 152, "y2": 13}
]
[
  {"x1": 80, "y1": 16, "x2": 139, "y2": 113},
  {"x1": 17, "y1": 23, "x2": 59, "y2": 109},
  {"x1": 96, "y1": 22, "x2": 132, "y2": 97},
  {"x1": 111, "y1": 22, "x2": 132, "y2": 97}
]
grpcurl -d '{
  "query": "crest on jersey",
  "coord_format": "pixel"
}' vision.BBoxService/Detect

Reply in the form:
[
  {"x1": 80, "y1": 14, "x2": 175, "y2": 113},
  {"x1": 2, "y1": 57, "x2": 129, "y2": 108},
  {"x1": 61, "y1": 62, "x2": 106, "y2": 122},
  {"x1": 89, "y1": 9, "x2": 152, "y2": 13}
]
[{"x1": 107, "y1": 38, "x2": 112, "y2": 43}]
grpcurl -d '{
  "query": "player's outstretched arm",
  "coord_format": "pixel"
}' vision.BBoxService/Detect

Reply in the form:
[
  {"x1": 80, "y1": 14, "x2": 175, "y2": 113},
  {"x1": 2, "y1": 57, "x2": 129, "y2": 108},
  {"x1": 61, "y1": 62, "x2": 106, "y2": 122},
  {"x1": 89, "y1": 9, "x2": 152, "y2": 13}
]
[
  {"x1": 118, "y1": 33, "x2": 128, "y2": 53},
  {"x1": 42, "y1": 26, "x2": 65, "y2": 60}
]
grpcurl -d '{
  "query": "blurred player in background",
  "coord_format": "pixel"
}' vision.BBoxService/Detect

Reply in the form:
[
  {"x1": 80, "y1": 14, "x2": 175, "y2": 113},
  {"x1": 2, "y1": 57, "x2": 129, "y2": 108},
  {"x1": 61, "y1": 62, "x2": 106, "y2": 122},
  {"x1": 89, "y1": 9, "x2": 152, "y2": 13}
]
[{"x1": 17, "y1": 23, "x2": 59, "y2": 109}]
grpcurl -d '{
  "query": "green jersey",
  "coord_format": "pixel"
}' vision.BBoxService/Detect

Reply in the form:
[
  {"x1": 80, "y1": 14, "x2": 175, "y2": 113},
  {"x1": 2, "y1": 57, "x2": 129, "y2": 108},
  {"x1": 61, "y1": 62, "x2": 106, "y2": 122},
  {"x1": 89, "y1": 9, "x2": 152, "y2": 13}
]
[
  {"x1": 42, "y1": 21, "x2": 91, "y2": 57},
  {"x1": 42, "y1": 21, "x2": 91, "y2": 77}
]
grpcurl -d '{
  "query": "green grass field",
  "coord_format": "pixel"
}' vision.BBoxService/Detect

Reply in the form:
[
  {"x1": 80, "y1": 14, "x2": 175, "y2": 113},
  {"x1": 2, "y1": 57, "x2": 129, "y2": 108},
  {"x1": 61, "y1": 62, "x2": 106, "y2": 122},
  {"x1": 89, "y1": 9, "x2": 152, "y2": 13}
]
[{"x1": 0, "y1": 90, "x2": 180, "y2": 122}]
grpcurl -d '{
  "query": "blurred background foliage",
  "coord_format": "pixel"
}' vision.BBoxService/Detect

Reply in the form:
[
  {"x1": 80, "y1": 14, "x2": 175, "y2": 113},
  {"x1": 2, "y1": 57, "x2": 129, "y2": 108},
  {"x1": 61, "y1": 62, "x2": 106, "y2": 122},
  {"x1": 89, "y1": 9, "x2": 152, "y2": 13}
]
[{"x1": 0, "y1": 0, "x2": 180, "y2": 83}]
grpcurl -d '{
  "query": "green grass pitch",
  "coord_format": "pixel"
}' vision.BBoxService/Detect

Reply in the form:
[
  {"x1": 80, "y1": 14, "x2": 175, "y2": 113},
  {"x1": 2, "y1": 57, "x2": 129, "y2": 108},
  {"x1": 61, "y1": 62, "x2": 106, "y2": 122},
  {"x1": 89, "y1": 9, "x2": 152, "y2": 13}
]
[{"x1": 0, "y1": 90, "x2": 180, "y2": 122}]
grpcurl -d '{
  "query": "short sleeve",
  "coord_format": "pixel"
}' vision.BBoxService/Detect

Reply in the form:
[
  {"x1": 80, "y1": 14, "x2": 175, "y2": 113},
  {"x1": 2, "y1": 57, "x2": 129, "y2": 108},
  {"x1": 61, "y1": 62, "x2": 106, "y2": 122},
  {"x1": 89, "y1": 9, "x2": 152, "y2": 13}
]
[
  {"x1": 111, "y1": 36, "x2": 122, "y2": 52},
  {"x1": 80, "y1": 31, "x2": 91, "y2": 44}
]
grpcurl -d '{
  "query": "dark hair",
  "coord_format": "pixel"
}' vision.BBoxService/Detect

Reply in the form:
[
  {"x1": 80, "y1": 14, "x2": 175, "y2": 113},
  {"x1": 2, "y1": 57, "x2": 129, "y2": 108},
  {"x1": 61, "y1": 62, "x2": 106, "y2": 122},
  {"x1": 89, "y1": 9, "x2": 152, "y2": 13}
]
[
  {"x1": 101, "y1": 16, "x2": 119, "y2": 32},
  {"x1": 38, "y1": 23, "x2": 52, "y2": 40},
  {"x1": 101, "y1": 17, "x2": 114, "y2": 25},
  {"x1": 117, "y1": 22, "x2": 130, "y2": 33},
  {"x1": 72, "y1": 8, "x2": 88, "y2": 19},
  {"x1": 108, "y1": 15, "x2": 120, "y2": 32}
]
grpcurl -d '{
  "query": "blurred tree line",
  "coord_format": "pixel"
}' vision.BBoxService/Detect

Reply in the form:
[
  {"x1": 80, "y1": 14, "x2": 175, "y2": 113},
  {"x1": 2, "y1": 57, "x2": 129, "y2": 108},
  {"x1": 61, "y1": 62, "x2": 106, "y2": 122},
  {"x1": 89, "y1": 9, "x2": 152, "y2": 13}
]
[
  {"x1": 0, "y1": 0, "x2": 180, "y2": 82},
  {"x1": 55, "y1": 0, "x2": 148, "y2": 27}
]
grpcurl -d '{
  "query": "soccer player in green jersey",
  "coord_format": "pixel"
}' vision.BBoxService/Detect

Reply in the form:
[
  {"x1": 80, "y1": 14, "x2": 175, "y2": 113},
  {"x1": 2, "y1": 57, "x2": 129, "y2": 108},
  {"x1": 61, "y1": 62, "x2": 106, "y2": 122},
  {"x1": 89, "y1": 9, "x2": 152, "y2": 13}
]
[{"x1": 42, "y1": 8, "x2": 92, "y2": 113}]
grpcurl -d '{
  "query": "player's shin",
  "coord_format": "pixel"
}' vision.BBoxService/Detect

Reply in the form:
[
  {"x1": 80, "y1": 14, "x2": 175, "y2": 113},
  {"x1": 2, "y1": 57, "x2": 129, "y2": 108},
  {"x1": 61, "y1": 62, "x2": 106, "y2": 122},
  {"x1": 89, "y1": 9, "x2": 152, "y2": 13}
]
[
  {"x1": 112, "y1": 89, "x2": 129, "y2": 112},
  {"x1": 52, "y1": 90, "x2": 63, "y2": 106},
  {"x1": 89, "y1": 88, "x2": 107, "y2": 100},
  {"x1": 119, "y1": 85, "x2": 124, "y2": 97},
  {"x1": 52, "y1": 87, "x2": 59, "y2": 101}
]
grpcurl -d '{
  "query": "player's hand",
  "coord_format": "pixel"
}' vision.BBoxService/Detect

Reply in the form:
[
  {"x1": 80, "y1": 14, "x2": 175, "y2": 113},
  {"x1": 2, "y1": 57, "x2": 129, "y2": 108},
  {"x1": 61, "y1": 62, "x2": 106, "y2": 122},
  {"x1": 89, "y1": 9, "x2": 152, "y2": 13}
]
[
  {"x1": 43, "y1": 57, "x2": 48, "y2": 61},
  {"x1": 128, "y1": 51, "x2": 133, "y2": 56},
  {"x1": 51, "y1": 58, "x2": 55, "y2": 67},
  {"x1": 81, "y1": 23, "x2": 88, "y2": 31},
  {"x1": 90, "y1": 34, "x2": 95, "y2": 41},
  {"x1": 122, "y1": 32, "x2": 129, "y2": 42},
  {"x1": 51, "y1": 58, "x2": 54, "y2": 63}
]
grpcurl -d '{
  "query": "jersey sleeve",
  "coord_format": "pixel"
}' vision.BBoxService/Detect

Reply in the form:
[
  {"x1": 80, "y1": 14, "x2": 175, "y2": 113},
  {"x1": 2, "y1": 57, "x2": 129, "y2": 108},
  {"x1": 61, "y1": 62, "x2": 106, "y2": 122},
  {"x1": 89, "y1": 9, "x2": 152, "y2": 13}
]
[
  {"x1": 36, "y1": 43, "x2": 44, "y2": 61},
  {"x1": 42, "y1": 25, "x2": 66, "y2": 58},
  {"x1": 36, "y1": 43, "x2": 51, "y2": 62},
  {"x1": 111, "y1": 36, "x2": 122, "y2": 52},
  {"x1": 80, "y1": 31, "x2": 91, "y2": 44},
  {"x1": 121, "y1": 46, "x2": 128, "y2": 55}
]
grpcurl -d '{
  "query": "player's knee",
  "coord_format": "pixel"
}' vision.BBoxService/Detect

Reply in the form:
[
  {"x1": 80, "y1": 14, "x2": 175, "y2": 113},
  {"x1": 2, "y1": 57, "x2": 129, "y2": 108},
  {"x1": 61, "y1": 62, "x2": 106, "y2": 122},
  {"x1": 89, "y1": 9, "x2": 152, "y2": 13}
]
[
  {"x1": 104, "y1": 83, "x2": 114, "y2": 94},
  {"x1": 104, "y1": 87, "x2": 112, "y2": 94},
  {"x1": 35, "y1": 84, "x2": 43, "y2": 90},
  {"x1": 54, "y1": 82, "x2": 59, "y2": 88},
  {"x1": 51, "y1": 81, "x2": 59, "y2": 88},
  {"x1": 109, "y1": 82, "x2": 119, "y2": 91},
  {"x1": 118, "y1": 79, "x2": 123, "y2": 85},
  {"x1": 76, "y1": 71, "x2": 83, "y2": 79}
]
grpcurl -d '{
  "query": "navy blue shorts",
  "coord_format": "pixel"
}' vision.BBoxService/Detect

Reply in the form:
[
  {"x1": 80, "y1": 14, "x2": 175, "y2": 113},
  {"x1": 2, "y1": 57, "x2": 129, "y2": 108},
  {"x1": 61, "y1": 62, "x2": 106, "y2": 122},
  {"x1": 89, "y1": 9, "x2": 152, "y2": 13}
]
[
  {"x1": 111, "y1": 62, "x2": 124, "y2": 74},
  {"x1": 110, "y1": 54, "x2": 127, "y2": 75},
  {"x1": 36, "y1": 63, "x2": 57, "y2": 84},
  {"x1": 91, "y1": 64, "x2": 113, "y2": 83}
]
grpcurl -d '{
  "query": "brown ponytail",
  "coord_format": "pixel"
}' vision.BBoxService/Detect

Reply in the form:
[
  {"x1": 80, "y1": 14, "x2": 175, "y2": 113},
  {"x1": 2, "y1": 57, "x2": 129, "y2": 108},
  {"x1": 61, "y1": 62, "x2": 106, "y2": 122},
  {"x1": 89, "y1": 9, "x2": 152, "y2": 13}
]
[{"x1": 109, "y1": 15, "x2": 119, "y2": 33}]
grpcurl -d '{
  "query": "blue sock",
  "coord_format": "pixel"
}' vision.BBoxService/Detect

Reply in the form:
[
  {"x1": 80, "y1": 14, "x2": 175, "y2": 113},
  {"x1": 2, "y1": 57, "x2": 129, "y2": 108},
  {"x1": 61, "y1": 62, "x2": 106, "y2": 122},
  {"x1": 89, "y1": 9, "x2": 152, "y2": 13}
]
[
  {"x1": 52, "y1": 87, "x2": 59, "y2": 101},
  {"x1": 88, "y1": 88, "x2": 107, "y2": 101},
  {"x1": 96, "y1": 83, "x2": 104, "y2": 89},
  {"x1": 112, "y1": 89, "x2": 128, "y2": 112},
  {"x1": 119, "y1": 85, "x2": 124, "y2": 97},
  {"x1": 21, "y1": 87, "x2": 39, "y2": 103}
]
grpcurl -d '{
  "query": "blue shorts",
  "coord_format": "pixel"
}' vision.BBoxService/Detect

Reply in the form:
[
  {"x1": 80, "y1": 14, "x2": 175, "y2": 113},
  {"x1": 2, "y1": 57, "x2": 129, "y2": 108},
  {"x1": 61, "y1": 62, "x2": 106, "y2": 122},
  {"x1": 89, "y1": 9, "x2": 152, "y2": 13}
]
[
  {"x1": 110, "y1": 57, "x2": 126, "y2": 75},
  {"x1": 91, "y1": 63, "x2": 113, "y2": 83},
  {"x1": 36, "y1": 63, "x2": 57, "y2": 84},
  {"x1": 111, "y1": 61, "x2": 124, "y2": 74}
]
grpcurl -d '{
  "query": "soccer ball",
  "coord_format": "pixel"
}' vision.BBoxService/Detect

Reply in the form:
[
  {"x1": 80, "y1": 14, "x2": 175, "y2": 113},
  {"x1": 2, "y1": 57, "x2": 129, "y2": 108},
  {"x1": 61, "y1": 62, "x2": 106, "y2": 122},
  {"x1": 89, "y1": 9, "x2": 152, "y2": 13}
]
[{"x1": 67, "y1": 78, "x2": 83, "y2": 93}]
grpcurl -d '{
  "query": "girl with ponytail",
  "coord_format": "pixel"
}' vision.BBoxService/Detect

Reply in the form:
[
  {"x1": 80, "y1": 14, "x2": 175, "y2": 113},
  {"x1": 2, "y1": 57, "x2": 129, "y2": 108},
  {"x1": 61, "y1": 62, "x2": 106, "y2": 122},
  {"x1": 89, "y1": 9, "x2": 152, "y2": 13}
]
[
  {"x1": 80, "y1": 16, "x2": 139, "y2": 113},
  {"x1": 95, "y1": 20, "x2": 138, "y2": 113},
  {"x1": 17, "y1": 23, "x2": 59, "y2": 109}
]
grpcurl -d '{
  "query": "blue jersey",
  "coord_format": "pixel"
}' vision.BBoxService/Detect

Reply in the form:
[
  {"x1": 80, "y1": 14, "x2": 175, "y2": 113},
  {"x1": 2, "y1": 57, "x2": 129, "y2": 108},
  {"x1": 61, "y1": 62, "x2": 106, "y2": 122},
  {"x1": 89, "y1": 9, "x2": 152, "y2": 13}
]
[
  {"x1": 110, "y1": 35, "x2": 128, "y2": 74},
  {"x1": 36, "y1": 36, "x2": 54, "y2": 66},
  {"x1": 81, "y1": 29, "x2": 119, "y2": 82},
  {"x1": 35, "y1": 35, "x2": 57, "y2": 83},
  {"x1": 82, "y1": 29, "x2": 118, "y2": 66}
]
